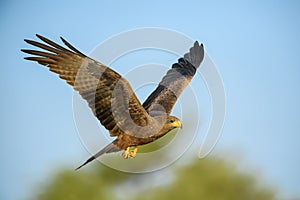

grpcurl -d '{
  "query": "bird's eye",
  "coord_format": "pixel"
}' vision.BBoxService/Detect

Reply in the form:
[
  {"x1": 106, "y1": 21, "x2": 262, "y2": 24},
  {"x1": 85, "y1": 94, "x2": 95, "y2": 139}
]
[{"x1": 170, "y1": 119, "x2": 175, "y2": 123}]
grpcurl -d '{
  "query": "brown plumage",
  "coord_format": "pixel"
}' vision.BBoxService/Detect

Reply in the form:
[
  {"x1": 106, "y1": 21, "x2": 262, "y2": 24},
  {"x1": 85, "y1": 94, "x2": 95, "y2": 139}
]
[{"x1": 21, "y1": 34, "x2": 204, "y2": 170}]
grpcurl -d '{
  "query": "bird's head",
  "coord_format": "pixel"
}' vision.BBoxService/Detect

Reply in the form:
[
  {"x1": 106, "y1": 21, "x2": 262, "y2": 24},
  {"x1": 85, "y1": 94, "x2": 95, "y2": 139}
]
[
  {"x1": 152, "y1": 115, "x2": 182, "y2": 139},
  {"x1": 166, "y1": 116, "x2": 182, "y2": 129}
]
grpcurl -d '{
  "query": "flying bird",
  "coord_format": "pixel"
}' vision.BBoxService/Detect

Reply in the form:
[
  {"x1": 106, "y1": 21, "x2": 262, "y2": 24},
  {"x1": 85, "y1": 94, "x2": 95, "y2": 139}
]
[{"x1": 21, "y1": 34, "x2": 204, "y2": 170}]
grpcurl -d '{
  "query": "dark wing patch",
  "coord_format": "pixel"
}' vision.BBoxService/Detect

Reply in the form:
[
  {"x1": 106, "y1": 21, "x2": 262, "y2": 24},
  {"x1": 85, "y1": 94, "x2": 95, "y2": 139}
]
[
  {"x1": 143, "y1": 41, "x2": 204, "y2": 116},
  {"x1": 22, "y1": 34, "x2": 151, "y2": 136}
]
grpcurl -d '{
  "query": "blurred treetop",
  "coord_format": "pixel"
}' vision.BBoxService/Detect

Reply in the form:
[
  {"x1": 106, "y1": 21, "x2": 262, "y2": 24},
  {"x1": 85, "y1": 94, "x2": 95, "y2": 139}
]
[{"x1": 33, "y1": 156, "x2": 276, "y2": 200}]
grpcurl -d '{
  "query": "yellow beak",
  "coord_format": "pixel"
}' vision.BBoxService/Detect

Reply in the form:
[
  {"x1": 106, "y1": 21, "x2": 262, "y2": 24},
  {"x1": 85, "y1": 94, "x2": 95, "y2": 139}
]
[{"x1": 172, "y1": 120, "x2": 182, "y2": 128}]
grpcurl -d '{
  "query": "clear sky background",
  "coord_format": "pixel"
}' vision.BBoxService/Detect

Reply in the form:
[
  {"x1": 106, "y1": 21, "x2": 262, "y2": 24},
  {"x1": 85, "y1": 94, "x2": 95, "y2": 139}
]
[{"x1": 1, "y1": 1, "x2": 300, "y2": 199}]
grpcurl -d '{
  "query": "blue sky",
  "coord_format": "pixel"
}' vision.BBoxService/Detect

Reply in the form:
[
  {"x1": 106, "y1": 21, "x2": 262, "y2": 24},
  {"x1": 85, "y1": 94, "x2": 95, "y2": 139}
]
[{"x1": 1, "y1": 0, "x2": 300, "y2": 199}]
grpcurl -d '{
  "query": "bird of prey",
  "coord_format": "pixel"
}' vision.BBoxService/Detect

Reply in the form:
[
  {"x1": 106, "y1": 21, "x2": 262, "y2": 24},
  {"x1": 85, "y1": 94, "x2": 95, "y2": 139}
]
[{"x1": 21, "y1": 34, "x2": 204, "y2": 170}]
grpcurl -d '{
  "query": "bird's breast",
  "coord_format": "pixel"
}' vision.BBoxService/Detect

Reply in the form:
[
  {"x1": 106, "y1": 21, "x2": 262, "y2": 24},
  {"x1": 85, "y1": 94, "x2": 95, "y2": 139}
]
[{"x1": 116, "y1": 132, "x2": 156, "y2": 149}]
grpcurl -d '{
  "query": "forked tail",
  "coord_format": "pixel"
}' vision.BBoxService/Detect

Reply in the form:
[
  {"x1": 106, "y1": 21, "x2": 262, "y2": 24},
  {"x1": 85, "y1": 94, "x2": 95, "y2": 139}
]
[{"x1": 75, "y1": 140, "x2": 121, "y2": 170}]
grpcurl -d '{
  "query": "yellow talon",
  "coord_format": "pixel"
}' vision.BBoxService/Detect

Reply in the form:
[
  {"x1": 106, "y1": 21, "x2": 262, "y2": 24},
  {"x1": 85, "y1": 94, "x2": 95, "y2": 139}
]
[
  {"x1": 121, "y1": 146, "x2": 138, "y2": 159},
  {"x1": 121, "y1": 147, "x2": 131, "y2": 159},
  {"x1": 129, "y1": 146, "x2": 138, "y2": 158}
]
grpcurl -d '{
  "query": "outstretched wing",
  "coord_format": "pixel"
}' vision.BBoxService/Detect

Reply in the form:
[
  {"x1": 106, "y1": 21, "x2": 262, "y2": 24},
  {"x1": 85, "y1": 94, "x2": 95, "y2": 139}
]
[
  {"x1": 143, "y1": 41, "x2": 204, "y2": 116},
  {"x1": 22, "y1": 34, "x2": 151, "y2": 136}
]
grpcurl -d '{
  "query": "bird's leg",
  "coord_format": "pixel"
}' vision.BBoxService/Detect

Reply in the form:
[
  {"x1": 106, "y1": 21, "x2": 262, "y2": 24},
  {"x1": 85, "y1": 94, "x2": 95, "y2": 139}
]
[
  {"x1": 121, "y1": 147, "x2": 131, "y2": 159},
  {"x1": 129, "y1": 146, "x2": 138, "y2": 158},
  {"x1": 121, "y1": 146, "x2": 138, "y2": 159}
]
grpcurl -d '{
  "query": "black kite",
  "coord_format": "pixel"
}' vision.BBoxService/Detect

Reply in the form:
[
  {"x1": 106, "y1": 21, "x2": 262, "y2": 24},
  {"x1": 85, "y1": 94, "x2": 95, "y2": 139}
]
[{"x1": 21, "y1": 35, "x2": 204, "y2": 170}]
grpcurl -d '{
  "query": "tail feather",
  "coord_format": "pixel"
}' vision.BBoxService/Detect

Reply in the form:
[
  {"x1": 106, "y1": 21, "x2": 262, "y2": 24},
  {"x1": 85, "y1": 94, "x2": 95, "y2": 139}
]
[{"x1": 75, "y1": 140, "x2": 121, "y2": 170}]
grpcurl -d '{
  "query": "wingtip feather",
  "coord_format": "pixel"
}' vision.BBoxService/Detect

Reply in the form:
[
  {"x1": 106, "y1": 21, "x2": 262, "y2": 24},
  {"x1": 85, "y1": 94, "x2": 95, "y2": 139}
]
[
  {"x1": 183, "y1": 40, "x2": 204, "y2": 68},
  {"x1": 35, "y1": 34, "x2": 46, "y2": 41},
  {"x1": 23, "y1": 56, "x2": 35, "y2": 60},
  {"x1": 24, "y1": 39, "x2": 32, "y2": 44},
  {"x1": 60, "y1": 36, "x2": 86, "y2": 57}
]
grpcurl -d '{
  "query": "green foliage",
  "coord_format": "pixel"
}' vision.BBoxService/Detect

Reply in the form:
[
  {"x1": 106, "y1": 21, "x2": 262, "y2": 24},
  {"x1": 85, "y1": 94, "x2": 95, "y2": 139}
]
[
  {"x1": 35, "y1": 167, "x2": 130, "y2": 200},
  {"x1": 33, "y1": 156, "x2": 276, "y2": 200},
  {"x1": 134, "y1": 158, "x2": 276, "y2": 200}
]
